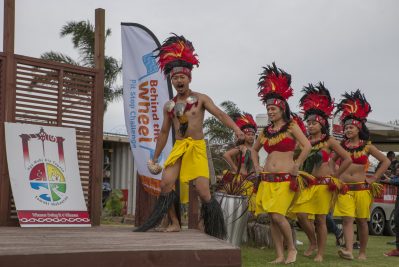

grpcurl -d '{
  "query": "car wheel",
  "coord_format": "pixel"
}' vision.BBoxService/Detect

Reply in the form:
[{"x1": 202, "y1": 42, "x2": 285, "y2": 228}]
[
  {"x1": 384, "y1": 212, "x2": 396, "y2": 236},
  {"x1": 369, "y1": 208, "x2": 385, "y2": 235}
]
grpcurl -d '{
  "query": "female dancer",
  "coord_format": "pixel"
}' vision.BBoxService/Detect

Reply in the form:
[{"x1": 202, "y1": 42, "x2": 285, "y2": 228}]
[
  {"x1": 223, "y1": 113, "x2": 258, "y2": 212},
  {"x1": 333, "y1": 90, "x2": 390, "y2": 260},
  {"x1": 253, "y1": 63, "x2": 311, "y2": 264},
  {"x1": 290, "y1": 83, "x2": 351, "y2": 262}
]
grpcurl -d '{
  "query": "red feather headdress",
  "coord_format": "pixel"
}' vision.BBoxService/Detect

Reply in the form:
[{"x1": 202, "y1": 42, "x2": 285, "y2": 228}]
[
  {"x1": 299, "y1": 82, "x2": 334, "y2": 126},
  {"x1": 258, "y1": 62, "x2": 293, "y2": 109},
  {"x1": 336, "y1": 89, "x2": 372, "y2": 127},
  {"x1": 232, "y1": 113, "x2": 257, "y2": 133},
  {"x1": 155, "y1": 34, "x2": 199, "y2": 77}
]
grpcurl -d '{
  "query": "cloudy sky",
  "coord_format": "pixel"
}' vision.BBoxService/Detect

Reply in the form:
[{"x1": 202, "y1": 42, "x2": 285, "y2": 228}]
[{"x1": 1, "y1": 0, "x2": 398, "y2": 133}]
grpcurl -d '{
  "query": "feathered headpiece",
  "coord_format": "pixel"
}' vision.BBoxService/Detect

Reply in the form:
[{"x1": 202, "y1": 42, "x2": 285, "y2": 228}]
[
  {"x1": 299, "y1": 82, "x2": 334, "y2": 126},
  {"x1": 231, "y1": 113, "x2": 257, "y2": 134},
  {"x1": 336, "y1": 89, "x2": 372, "y2": 128},
  {"x1": 258, "y1": 62, "x2": 293, "y2": 110},
  {"x1": 155, "y1": 34, "x2": 199, "y2": 77}
]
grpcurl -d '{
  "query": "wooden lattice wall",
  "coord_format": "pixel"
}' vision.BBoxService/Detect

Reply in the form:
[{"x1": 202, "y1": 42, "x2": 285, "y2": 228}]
[{"x1": 0, "y1": 53, "x2": 104, "y2": 226}]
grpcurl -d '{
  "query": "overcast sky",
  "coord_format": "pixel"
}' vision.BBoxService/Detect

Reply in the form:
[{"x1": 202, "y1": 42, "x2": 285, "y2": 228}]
[{"x1": 1, "y1": 0, "x2": 398, "y2": 133}]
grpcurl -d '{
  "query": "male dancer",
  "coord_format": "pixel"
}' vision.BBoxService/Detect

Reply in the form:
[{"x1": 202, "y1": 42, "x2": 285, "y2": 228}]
[{"x1": 134, "y1": 34, "x2": 244, "y2": 238}]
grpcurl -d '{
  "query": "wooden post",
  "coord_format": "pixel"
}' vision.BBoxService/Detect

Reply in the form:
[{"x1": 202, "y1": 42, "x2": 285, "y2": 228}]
[
  {"x1": 134, "y1": 175, "x2": 157, "y2": 226},
  {"x1": 0, "y1": 0, "x2": 16, "y2": 226},
  {"x1": 91, "y1": 8, "x2": 105, "y2": 226},
  {"x1": 3, "y1": 0, "x2": 14, "y2": 53}
]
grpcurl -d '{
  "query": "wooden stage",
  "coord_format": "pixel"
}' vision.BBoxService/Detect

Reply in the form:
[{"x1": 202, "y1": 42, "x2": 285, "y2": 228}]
[{"x1": 0, "y1": 226, "x2": 241, "y2": 267}]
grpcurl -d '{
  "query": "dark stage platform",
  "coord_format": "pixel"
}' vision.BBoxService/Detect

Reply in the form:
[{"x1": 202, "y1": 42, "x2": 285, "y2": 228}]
[{"x1": 0, "y1": 226, "x2": 241, "y2": 267}]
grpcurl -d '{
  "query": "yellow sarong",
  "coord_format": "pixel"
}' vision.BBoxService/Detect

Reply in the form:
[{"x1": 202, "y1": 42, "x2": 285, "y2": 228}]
[
  {"x1": 255, "y1": 172, "x2": 296, "y2": 216},
  {"x1": 289, "y1": 176, "x2": 339, "y2": 215},
  {"x1": 164, "y1": 138, "x2": 209, "y2": 203},
  {"x1": 333, "y1": 182, "x2": 373, "y2": 219}
]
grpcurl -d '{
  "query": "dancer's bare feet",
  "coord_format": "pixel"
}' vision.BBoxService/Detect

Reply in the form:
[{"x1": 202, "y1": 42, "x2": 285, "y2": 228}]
[
  {"x1": 155, "y1": 215, "x2": 169, "y2": 232},
  {"x1": 154, "y1": 226, "x2": 166, "y2": 232},
  {"x1": 357, "y1": 253, "x2": 367, "y2": 260},
  {"x1": 338, "y1": 248, "x2": 354, "y2": 260},
  {"x1": 285, "y1": 249, "x2": 297, "y2": 264},
  {"x1": 268, "y1": 257, "x2": 284, "y2": 264},
  {"x1": 197, "y1": 219, "x2": 205, "y2": 232},
  {"x1": 163, "y1": 224, "x2": 181, "y2": 232},
  {"x1": 314, "y1": 254, "x2": 323, "y2": 262},
  {"x1": 304, "y1": 244, "x2": 317, "y2": 256}
]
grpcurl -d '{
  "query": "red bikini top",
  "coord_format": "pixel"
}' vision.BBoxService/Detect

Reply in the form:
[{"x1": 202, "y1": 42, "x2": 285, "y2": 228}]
[
  {"x1": 263, "y1": 137, "x2": 296, "y2": 153},
  {"x1": 351, "y1": 154, "x2": 368, "y2": 165},
  {"x1": 320, "y1": 150, "x2": 330, "y2": 162},
  {"x1": 261, "y1": 122, "x2": 296, "y2": 154},
  {"x1": 341, "y1": 140, "x2": 370, "y2": 165}
]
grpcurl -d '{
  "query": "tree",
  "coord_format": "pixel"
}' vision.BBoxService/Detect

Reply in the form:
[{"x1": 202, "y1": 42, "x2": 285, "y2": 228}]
[
  {"x1": 41, "y1": 21, "x2": 122, "y2": 111},
  {"x1": 204, "y1": 101, "x2": 243, "y2": 145},
  {"x1": 204, "y1": 101, "x2": 245, "y2": 175}
]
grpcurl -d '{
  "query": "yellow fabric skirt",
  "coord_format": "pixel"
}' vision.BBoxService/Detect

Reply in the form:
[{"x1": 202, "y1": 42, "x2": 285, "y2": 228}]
[
  {"x1": 164, "y1": 138, "x2": 209, "y2": 204},
  {"x1": 289, "y1": 184, "x2": 333, "y2": 215},
  {"x1": 333, "y1": 182, "x2": 373, "y2": 219},
  {"x1": 255, "y1": 177, "x2": 295, "y2": 216}
]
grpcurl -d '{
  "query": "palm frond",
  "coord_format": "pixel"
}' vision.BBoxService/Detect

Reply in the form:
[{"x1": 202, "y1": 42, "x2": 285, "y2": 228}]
[
  {"x1": 220, "y1": 101, "x2": 242, "y2": 116},
  {"x1": 40, "y1": 20, "x2": 122, "y2": 113},
  {"x1": 40, "y1": 51, "x2": 80, "y2": 66}
]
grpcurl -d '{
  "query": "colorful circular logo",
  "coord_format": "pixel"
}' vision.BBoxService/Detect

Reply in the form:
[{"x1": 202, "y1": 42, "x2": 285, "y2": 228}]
[{"x1": 29, "y1": 161, "x2": 67, "y2": 205}]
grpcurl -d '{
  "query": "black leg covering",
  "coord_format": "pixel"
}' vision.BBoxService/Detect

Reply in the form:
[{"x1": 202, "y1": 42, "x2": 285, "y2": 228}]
[
  {"x1": 201, "y1": 197, "x2": 227, "y2": 239},
  {"x1": 134, "y1": 190, "x2": 178, "y2": 232}
]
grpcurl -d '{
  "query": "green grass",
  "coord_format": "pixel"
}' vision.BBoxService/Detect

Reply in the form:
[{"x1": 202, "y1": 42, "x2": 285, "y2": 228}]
[{"x1": 242, "y1": 231, "x2": 398, "y2": 266}]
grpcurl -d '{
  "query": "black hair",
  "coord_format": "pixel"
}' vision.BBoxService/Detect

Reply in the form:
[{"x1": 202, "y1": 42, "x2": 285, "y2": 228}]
[
  {"x1": 282, "y1": 102, "x2": 291, "y2": 123},
  {"x1": 321, "y1": 123, "x2": 330, "y2": 136},
  {"x1": 358, "y1": 122, "x2": 370, "y2": 141}
]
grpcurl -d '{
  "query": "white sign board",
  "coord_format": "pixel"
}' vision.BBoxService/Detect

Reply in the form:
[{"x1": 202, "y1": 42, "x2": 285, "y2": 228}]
[{"x1": 5, "y1": 123, "x2": 91, "y2": 227}]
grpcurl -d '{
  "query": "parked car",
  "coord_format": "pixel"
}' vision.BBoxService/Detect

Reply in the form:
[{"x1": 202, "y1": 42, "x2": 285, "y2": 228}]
[{"x1": 369, "y1": 183, "x2": 397, "y2": 236}]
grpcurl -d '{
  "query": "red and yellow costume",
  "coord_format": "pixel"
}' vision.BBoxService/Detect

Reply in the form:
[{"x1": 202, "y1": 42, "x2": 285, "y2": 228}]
[
  {"x1": 290, "y1": 137, "x2": 342, "y2": 215},
  {"x1": 290, "y1": 83, "x2": 341, "y2": 216},
  {"x1": 334, "y1": 139, "x2": 382, "y2": 218},
  {"x1": 227, "y1": 113, "x2": 258, "y2": 212},
  {"x1": 255, "y1": 63, "x2": 312, "y2": 216},
  {"x1": 332, "y1": 90, "x2": 382, "y2": 219}
]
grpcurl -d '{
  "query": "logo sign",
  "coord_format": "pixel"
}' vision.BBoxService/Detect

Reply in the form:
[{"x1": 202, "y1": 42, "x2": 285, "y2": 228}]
[{"x1": 5, "y1": 123, "x2": 90, "y2": 227}]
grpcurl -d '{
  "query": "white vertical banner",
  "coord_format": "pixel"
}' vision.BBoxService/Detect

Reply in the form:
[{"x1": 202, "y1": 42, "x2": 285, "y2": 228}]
[
  {"x1": 4, "y1": 123, "x2": 90, "y2": 227},
  {"x1": 121, "y1": 23, "x2": 173, "y2": 195}
]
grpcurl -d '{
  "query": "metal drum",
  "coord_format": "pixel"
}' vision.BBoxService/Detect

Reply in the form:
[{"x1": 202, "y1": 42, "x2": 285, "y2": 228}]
[{"x1": 214, "y1": 192, "x2": 249, "y2": 246}]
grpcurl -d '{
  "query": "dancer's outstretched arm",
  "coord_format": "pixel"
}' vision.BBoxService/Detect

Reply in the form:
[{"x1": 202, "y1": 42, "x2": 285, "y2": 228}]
[{"x1": 202, "y1": 94, "x2": 244, "y2": 140}]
